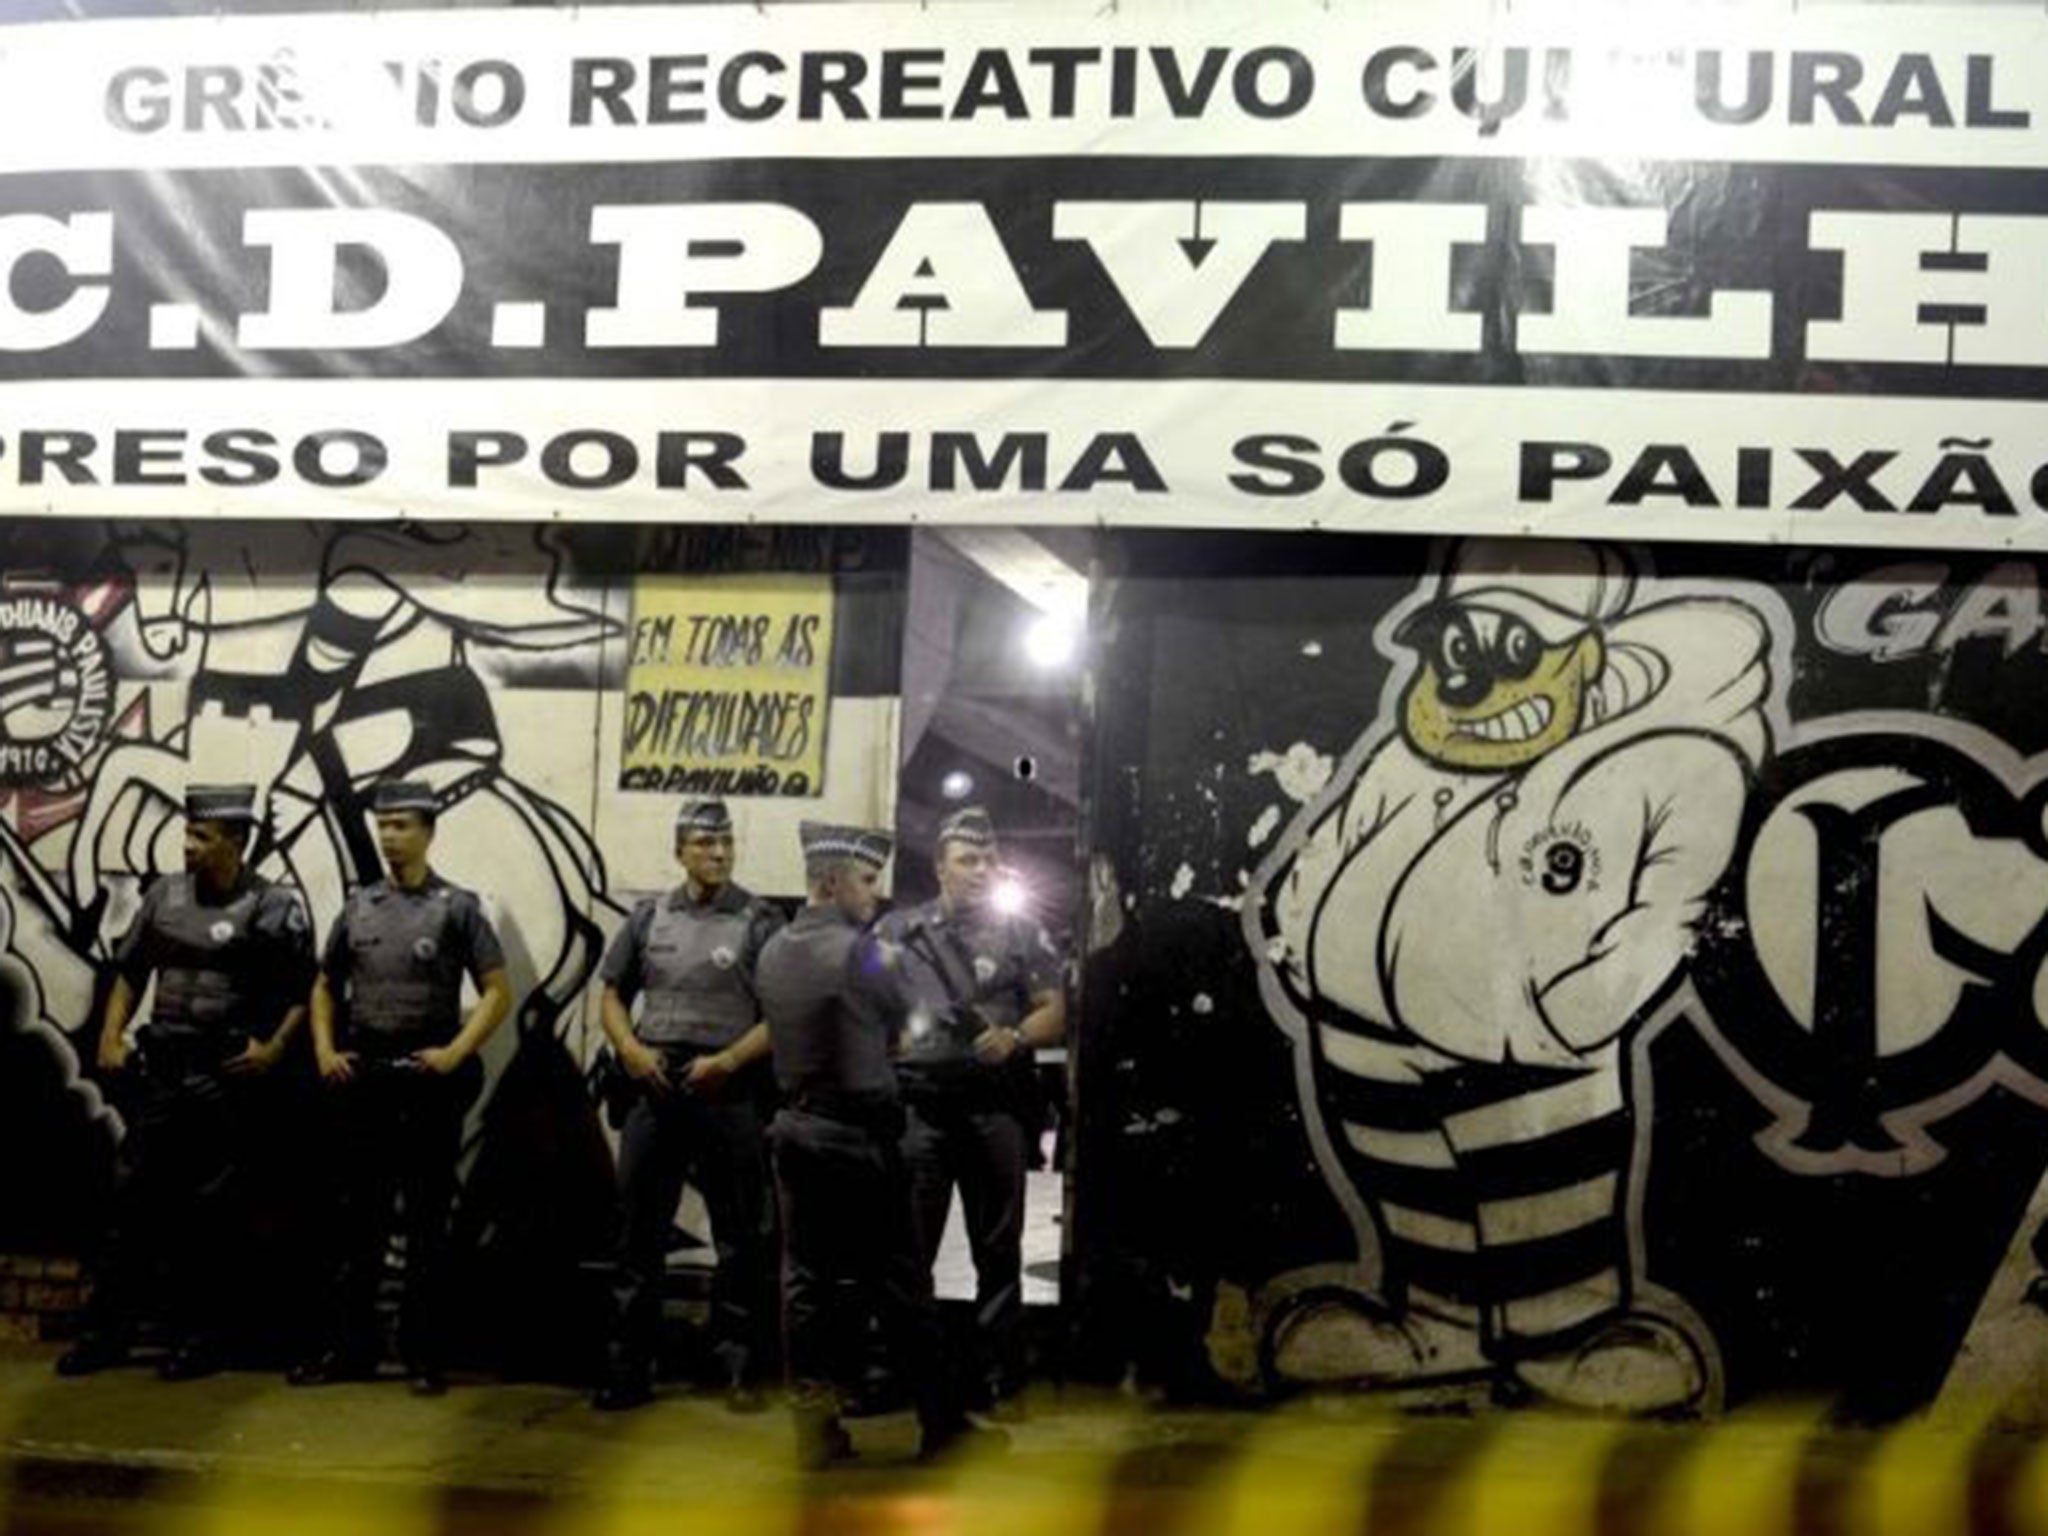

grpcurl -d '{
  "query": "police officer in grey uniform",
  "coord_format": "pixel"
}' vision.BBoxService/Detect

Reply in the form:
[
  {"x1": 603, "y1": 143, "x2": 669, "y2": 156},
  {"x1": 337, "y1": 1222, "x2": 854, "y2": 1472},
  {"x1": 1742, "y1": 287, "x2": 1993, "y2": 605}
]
[
  {"x1": 592, "y1": 797, "x2": 785, "y2": 1412},
  {"x1": 758, "y1": 820, "x2": 988, "y2": 1466},
  {"x1": 877, "y1": 807, "x2": 1065, "y2": 1409},
  {"x1": 295, "y1": 778, "x2": 511, "y2": 1396},
  {"x1": 57, "y1": 784, "x2": 314, "y2": 1382}
]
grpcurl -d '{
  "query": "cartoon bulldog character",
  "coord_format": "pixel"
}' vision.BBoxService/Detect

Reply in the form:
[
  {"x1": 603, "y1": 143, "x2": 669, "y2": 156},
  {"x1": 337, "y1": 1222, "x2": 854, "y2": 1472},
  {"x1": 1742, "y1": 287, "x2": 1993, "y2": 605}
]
[{"x1": 1241, "y1": 539, "x2": 1778, "y2": 1412}]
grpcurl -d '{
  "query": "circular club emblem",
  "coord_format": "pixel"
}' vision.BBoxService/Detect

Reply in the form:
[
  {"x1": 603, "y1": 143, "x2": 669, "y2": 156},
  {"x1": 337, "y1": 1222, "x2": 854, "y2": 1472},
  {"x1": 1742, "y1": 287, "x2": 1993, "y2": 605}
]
[
  {"x1": 207, "y1": 919, "x2": 235, "y2": 944},
  {"x1": 413, "y1": 936, "x2": 439, "y2": 962},
  {"x1": 0, "y1": 591, "x2": 112, "y2": 792},
  {"x1": 710, "y1": 945, "x2": 737, "y2": 970},
  {"x1": 972, "y1": 955, "x2": 999, "y2": 986}
]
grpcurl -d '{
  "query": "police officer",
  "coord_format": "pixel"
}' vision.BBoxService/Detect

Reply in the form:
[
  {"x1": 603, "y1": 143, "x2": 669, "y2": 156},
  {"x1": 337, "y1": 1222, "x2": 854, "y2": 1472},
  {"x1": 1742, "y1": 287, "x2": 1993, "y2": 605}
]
[
  {"x1": 758, "y1": 820, "x2": 987, "y2": 1466},
  {"x1": 592, "y1": 797, "x2": 785, "y2": 1412},
  {"x1": 294, "y1": 778, "x2": 511, "y2": 1396},
  {"x1": 56, "y1": 784, "x2": 314, "y2": 1382},
  {"x1": 877, "y1": 807, "x2": 1065, "y2": 1409}
]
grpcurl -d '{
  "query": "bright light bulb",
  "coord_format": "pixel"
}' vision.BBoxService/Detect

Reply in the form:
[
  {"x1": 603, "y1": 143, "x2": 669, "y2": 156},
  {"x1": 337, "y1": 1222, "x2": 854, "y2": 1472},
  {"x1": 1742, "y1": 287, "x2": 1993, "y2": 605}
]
[
  {"x1": 1023, "y1": 614, "x2": 1079, "y2": 668},
  {"x1": 990, "y1": 877, "x2": 1028, "y2": 916}
]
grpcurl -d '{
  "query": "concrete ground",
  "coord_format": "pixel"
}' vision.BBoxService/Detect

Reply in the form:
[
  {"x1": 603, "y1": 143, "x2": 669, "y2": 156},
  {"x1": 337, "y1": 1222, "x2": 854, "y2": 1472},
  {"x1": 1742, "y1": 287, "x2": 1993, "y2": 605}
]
[{"x1": 6, "y1": 1343, "x2": 2048, "y2": 1535}]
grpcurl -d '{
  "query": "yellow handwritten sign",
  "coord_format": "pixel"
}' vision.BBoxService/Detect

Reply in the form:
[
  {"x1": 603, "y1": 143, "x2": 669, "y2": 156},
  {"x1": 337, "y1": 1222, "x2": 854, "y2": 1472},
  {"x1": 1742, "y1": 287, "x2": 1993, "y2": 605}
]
[{"x1": 620, "y1": 573, "x2": 832, "y2": 798}]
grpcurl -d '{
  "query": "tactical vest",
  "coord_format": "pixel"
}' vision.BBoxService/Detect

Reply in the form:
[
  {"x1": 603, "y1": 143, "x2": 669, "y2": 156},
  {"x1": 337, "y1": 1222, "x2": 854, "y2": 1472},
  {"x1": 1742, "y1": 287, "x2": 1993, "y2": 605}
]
[
  {"x1": 146, "y1": 874, "x2": 272, "y2": 1042},
  {"x1": 894, "y1": 905, "x2": 1027, "y2": 1070},
  {"x1": 635, "y1": 896, "x2": 759, "y2": 1048},
  {"x1": 343, "y1": 883, "x2": 469, "y2": 1047}
]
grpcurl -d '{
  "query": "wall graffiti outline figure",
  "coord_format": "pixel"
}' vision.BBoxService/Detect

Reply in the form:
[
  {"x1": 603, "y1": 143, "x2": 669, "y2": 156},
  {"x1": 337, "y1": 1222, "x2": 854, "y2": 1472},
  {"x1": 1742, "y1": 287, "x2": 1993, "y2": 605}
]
[
  {"x1": 67, "y1": 520, "x2": 621, "y2": 1060},
  {"x1": 1242, "y1": 538, "x2": 1790, "y2": 1413},
  {"x1": 0, "y1": 523, "x2": 622, "y2": 1289}
]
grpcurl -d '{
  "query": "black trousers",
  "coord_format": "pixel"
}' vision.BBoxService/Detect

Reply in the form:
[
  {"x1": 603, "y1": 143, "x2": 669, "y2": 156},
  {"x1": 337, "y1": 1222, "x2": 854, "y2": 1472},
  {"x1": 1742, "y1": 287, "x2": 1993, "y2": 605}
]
[
  {"x1": 317, "y1": 1058, "x2": 482, "y2": 1371},
  {"x1": 769, "y1": 1108, "x2": 956, "y2": 1430},
  {"x1": 901, "y1": 1090, "x2": 1029, "y2": 1398},
  {"x1": 85, "y1": 1050, "x2": 257, "y2": 1352},
  {"x1": 606, "y1": 1054, "x2": 776, "y2": 1383}
]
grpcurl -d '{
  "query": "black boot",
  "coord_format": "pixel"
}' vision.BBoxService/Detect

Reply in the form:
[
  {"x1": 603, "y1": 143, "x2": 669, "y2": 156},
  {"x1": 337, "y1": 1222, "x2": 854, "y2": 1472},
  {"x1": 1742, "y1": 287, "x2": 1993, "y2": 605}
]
[
  {"x1": 591, "y1": 1367, "x2": 653, "y2": 1412},
  {"x1": 157, "y1": 1343, "x2": 221, "y2": 1382},
  {"x1": 407, "y1": 1365, "x2": 448, "y2": 1398},
  {"x1": 718, "y1": 1346, "x2": 767, "y2": 1414},
  {"x1": 916, "y1": 1384, "x2": 1011, "y2": 1464},
  {"x1": 287, "y1": 1349, "x2": 376, "y2": 1387},
  {"x1": 53, "y1": 1335, "x2": 130, "y2": 1378}
]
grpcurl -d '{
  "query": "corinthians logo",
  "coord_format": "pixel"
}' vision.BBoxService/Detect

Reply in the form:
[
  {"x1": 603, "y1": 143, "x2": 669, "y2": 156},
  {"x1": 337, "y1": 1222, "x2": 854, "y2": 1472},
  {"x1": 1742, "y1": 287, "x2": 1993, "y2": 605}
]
[
  {"x1": 0, "y1": 589, "x2": 112, "y2": 791},
  {"x1": 1692, "y1": 722, "x2": 2048, "y2": 1178}
]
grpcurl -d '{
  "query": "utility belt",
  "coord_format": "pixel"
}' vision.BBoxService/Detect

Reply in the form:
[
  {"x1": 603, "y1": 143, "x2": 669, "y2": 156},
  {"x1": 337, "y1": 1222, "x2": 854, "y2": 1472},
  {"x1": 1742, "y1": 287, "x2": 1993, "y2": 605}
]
[
  {"x1": 341, "y1": 1052, "x2": 483, "y2": 1111},
  {"x1": 348, "y1": 1036, "x2": 452, "y2": 1073},
  {"x1": 648, "y1": 1040, "x2": 714, "y2": 1077},
  {"x1": 784, "y1": 1089, "x2": 905, "y2": 1143},
  {"x1": 132, "y1": 1027, "x2": 250, "y2": 1077},
  {"x1": 588, "y1": 1040, "x2": 769, "y2": 1130},
  {"x1": 898, "y1": 1059, "x2": 1035, "y2": 1118}
]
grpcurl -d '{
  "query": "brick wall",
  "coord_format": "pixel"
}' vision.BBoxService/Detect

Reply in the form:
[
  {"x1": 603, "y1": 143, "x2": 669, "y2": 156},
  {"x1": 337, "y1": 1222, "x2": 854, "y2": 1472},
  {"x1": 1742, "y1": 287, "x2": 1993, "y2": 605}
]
[{"x1": 0, "y1": 1255, "x2": 87, "y2": 1343}]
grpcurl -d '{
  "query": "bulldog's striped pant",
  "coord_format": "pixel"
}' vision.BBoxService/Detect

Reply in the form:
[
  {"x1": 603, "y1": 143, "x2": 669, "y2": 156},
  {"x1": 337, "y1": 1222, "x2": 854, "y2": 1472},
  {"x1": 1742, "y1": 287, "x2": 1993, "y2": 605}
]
[{"x1": 1313, "y1": 1015, "x2": 1634, "y2": 1354}]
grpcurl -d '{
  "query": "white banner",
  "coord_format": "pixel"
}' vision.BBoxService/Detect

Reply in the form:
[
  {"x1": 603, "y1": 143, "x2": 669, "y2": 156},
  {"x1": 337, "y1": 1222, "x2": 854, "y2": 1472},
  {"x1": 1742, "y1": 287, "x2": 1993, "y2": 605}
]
[
  {"x1": 2, "y1": 0, "x2": 2046, "y2": 546},
  {"x1": 4, "y1": 2, "x2": 2047, "y2": 169}
]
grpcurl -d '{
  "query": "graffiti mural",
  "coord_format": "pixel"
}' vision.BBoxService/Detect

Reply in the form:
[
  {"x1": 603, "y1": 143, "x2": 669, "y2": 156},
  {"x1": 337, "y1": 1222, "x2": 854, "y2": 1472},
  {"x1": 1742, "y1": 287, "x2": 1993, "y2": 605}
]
[
  {"x1": 0, "y1": 523, "x2": 628, "y2": 1256},
  {"x1": 1243, "y1": 539, "x2": 1780, "y2": 1413},
  {"x1": 71, "y1": 521, "x2": 623, "y2": 1041},
  {"x1": 0, "y1": 519, "x2": 906, "y2": 1296},
  {"x1": 1075, "y1": 533, "x2": 2048, "y2": 1420}
]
